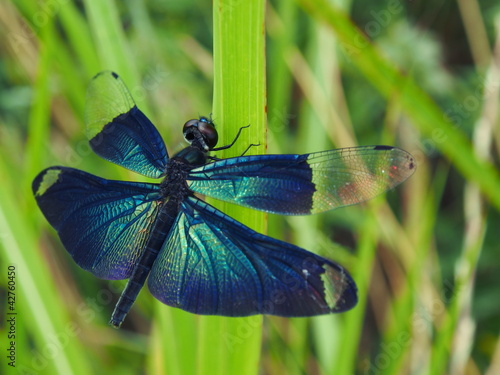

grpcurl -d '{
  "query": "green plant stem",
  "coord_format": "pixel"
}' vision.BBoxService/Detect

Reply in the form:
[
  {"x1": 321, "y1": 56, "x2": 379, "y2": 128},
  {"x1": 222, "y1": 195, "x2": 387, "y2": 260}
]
[{"x1": 195, "y1": 1, "x2": 267, "y2": 375}]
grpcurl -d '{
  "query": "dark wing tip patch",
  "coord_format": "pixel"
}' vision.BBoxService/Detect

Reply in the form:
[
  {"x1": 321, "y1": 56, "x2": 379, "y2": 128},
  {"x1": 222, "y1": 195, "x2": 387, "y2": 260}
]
[
  {"x1": 373, "y1": 145, "x2": 394, "y2": 151},
  {"x1": 92, "y1": 70, "x2": 119, "y2": 80},
  {"x1": 408, "y1": 157, "x2": 416, "y2": 170},
  {"x1": 396, "y1": 147, "x2": 417, "y2": 174}
]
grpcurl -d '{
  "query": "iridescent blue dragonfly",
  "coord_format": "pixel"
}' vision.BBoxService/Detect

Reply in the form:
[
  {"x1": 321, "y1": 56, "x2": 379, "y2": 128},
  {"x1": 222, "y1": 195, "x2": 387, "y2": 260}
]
[{"x1": 32, "y1": 71, "x2": 415, "y2": 328}]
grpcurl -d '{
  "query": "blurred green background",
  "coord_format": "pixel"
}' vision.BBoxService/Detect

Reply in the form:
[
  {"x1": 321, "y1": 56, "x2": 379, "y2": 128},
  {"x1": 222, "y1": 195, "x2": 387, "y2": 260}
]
[{"x1": 1, "y1": 0, "x2": 500, "y2": 374}]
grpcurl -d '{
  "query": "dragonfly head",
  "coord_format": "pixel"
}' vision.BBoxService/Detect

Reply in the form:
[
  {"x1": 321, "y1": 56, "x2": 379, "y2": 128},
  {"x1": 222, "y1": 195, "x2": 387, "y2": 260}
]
[{"x1": 183, "y1": 117, "x2": 218, "y2": 151}]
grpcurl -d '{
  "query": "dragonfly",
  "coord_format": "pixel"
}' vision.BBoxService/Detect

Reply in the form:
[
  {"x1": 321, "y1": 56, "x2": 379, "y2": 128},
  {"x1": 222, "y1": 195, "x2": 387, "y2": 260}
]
[{"x1": 32, "y1": 71, "x2": 416, "y2": 328}]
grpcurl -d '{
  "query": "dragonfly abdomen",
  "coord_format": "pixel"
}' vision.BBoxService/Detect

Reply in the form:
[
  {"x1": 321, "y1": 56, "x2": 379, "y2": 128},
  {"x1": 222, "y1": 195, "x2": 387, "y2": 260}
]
[{"x1": 109, "y1": 201, "x2": 180, "y2": 328}]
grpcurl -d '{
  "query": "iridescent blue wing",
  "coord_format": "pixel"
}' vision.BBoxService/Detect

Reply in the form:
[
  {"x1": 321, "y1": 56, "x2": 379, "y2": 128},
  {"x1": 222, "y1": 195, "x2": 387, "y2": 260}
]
[
  {"x1": 189, "y1": 146, "x2": 415, "y2": 215},
  {"x1": 32, "y1": 166, "x2": 161, "y2": 279},
  {"x1": 148, "y1": 196, "x2": 357, "y2": 316},
  {"x1": 85, "y1": 71, "x2": 168, "y2": 178}
]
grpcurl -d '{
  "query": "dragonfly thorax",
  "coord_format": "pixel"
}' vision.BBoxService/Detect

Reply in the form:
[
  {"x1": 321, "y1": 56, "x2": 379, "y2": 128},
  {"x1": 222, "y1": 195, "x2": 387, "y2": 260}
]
[
  {"x1": 172, "y1": 146, "x2": 207, "y2": 167},
  {"x1": 159, "y1": 147, "x2": 205, "y2": 201}
]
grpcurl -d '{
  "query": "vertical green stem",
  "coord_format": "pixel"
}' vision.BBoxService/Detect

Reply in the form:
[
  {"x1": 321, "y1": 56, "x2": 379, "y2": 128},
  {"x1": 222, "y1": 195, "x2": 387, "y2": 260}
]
[{"x1": 196, "y1": 1, "x2": 267, "y2": 374}]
